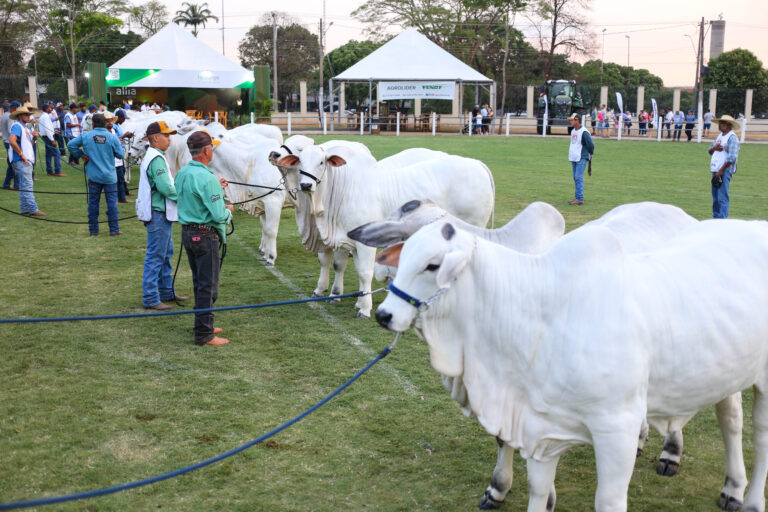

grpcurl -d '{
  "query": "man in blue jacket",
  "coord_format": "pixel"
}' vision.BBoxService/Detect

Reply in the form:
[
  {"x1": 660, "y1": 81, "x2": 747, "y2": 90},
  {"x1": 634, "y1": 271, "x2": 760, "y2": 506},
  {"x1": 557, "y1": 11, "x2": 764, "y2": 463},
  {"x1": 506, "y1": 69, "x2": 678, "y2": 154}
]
[{"x1": 67, "y1": 113, "x2": 125, "y2": 236}]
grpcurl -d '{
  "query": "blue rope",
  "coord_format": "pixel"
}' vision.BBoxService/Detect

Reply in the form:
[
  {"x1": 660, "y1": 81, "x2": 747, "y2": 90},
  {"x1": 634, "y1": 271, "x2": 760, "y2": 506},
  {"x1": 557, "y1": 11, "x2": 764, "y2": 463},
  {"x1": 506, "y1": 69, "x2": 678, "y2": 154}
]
[
  {"x1": 0, "y1": 342, "x2": 396, "y2": 510},
  {"x1": 0, "y1": 291, "x2": 372, "y2": 324}
]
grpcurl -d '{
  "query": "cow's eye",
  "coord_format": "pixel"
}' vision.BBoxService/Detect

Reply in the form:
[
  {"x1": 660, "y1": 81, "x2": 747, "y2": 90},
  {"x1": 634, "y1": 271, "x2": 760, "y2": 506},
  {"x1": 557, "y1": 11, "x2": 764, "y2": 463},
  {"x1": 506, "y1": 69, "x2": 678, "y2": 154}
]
[{"x1": 425, "y1": 263, "x2": 440, "y2": 272}]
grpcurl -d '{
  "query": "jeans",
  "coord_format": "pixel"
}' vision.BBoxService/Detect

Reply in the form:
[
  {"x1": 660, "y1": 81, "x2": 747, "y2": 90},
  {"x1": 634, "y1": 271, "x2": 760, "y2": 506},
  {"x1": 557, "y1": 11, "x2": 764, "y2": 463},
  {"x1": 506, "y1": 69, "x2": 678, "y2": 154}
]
[
  {"x1": 673, "y1": 124, "x2": 682, "y2": 140},
  {"x1": 685, "y1": 123, "x2": 694, "y2": 141},
  {"x1": 3, "y1": 142, "x2": 15, "y2": 188},
  {"x1": 12, "y1": 160, "x2": 38, "y2": 213},
  {"x1": 115, "y1": 165, "x2": 127, "y2": 202},
  {"x1": 44, "y1": 139, "x2": 61, "y2": 174},
  {"x1": 56, "y1": 132, "x2": 67, "y2": 156},
  {"x1": 142, "y1": 210, "x2": 176, "y2": 307},
  {"x1": 571, "y1": 158, "x2": 588, "y2": 202},
  {"x1": 182, "y1": 225, "x2": 221, "y2": 345},
  {"x1": 665, "y1": 122, "x2": 671, "y2": 138},
  {"x1": 87, "y1": 180, "x2": 119, "y2": 235},
  {"x1": 712, "y1": 170, "x2": 734, "y2": 219},
  {"x1": 65, "y1": 136, "x2": 79, "y2": 165}
]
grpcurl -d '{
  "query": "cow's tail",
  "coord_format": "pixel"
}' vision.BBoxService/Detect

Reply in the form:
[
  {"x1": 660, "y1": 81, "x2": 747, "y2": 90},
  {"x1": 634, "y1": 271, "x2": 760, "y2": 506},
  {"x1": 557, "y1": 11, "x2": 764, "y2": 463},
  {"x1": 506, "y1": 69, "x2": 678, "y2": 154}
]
[{"x1": 480, "y1": 161, "x2": 496, "y2": 228}]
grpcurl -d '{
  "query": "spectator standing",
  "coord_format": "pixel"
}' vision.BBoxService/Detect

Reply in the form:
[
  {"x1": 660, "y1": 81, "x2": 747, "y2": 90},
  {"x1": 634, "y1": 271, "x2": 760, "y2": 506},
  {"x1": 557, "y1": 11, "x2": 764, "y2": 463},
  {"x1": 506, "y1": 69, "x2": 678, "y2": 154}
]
[
  {"x1": 38, "y1": 103, "x2": 65, "y2": 177},
  {"x1": 480, "y1": 104, "x2": 490, "y2": 134},
  {"x1": 122, "y1": 100, "x2": 131, "y2": 111},
  {"x1": 176, "y1": 130, "x2": 233, "y2": 346},
  {"x1": 8, "y1": 106, "x2": 44, "y2": 216},
  {"x1": 137, "y1": 121, "x2": 187, "y2": 310},
  {"x1": 471, "y1": 105, "x2": 480, "y2": 134},
  {"x1": 2, "y1": 100, "x2": 21, "y2": 189},
  {"x1": 623, "y1": 111, "x2": 631, "y2": 135},
  {"x1": 110, "y1": 109, "x2": 133, "y2": 202},
  {"x1": 590, "y1": 106, "x2": 598, "y2": 134},
  {"x1": 684, "y1": 110, "x2": 696, "y2": 141},
  {"x1": 81, "y1": 104, "x2": 98, "y2": 132},
  {"x1": 76, "y1": 103, "x2": 86, "y2": 127},
  {"x1": 64, "y1": 103, "x2": 82, "y2": 165},
  {"x1": 567, "y1": 113, "x2": 594, "y2": 206},
  {"x1": 67, "y1": 113, "x2": 124, "y2": 236},
  {"x1": 673, "y1": 110, "x2": 684, "y2": 141},
  {"x1": 665, "y1": 109, "x2": 674, "y2": 138},
  {"x1": 708, "y1": 115, "x2": 741, "y2": 219},
  {"x1": 140, "y1": 102, "x2": 150, "y2": 112},
  {"x1": 703, "y1": 109, "x2": 714, "y2": 137},
  {"x1": 597, "y1": 105, "x2": 606, "y2": 137},
  {"x1": 54, "y1": 103, "x2": 67, "y2": 156},
  {"x1": 98, "y1": 101, "x2": 107, "y2": 112},
  {"x1": 639, "y1": 110, "x2": 648, "y2": 136}
]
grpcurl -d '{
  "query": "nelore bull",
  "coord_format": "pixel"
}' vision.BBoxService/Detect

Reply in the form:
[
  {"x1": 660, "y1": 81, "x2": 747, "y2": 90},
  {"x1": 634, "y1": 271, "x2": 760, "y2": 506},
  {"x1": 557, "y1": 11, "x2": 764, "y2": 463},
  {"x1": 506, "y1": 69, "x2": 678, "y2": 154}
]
[{"x1": 372, "y1": 218, "x2": 768, "y2": 512}]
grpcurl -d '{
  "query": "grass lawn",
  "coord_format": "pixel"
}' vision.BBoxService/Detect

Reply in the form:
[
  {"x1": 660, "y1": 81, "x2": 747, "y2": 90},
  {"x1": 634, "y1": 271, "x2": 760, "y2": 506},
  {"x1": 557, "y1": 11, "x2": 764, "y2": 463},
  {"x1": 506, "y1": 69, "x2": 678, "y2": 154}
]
[{"x1": 1, "y1": 134, "x2": 767, "y2": 511}]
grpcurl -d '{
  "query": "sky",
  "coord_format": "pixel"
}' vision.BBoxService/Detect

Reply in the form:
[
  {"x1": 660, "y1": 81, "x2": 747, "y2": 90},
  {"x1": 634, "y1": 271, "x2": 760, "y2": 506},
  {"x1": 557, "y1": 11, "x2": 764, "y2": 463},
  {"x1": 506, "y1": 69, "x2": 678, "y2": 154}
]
[{"x1": 160, "y1": 0, "x2": 768, "y2": 87}]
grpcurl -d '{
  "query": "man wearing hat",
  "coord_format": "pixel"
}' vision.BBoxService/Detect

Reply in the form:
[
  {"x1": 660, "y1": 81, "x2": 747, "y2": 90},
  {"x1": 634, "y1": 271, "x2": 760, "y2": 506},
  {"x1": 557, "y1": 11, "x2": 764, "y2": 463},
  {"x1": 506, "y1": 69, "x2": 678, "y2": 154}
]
[
  {"x1": 708, "y1": 114, "x2": 741, "y2": 219},
  {"x1": 176, "y1": 130, "x2": 233, "y2": 346},
  {"x1": 1, "y1": 100, "x2": 21, "y2": 189},
  {"x1": 567, "y1": 112, "x2": 594, "y2": 206},
  {"x1": 64, "y1": 103, "x2": 82, "y2": 166},
  {"x1": 81, "y1": 104, "x2": 98, "y2": 132},
  {"x1": 8, "y1": 106, "x2": 44, "y2": 216},
  {"x1": 67, "y1": 113, "x2": 124, "y2": 235},
  {"x1": 38, "y1": 103, "x2": 65, "y2": 177},
  {"x1": 110, "y1": 109, "x2": 133, "y2": 203},
  {"x1": 137, "y1": 120, "x2": 187, "y2": 311}
]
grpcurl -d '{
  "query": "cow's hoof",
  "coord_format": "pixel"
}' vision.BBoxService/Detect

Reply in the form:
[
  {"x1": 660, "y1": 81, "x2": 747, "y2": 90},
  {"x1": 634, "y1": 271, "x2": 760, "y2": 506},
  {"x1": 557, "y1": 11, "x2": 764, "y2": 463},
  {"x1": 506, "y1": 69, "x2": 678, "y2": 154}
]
[
  {"x1": 657, "y1": 458, "x2": 679, "y2": 477},
  {"x1": 636, "y1": 447, "x2": 643, "y2": 458},
  {"x1": 719, "y1": 493, "x2": 743, "y2": 511},
  {"x1": 355, "y1": 312, "x2": 370, "y2": 319},
  {"x1": 263, "y1": 260, "x2": 274, "y2": 267},
  {"x1": 329, "y1": 298, "x2": 342, "y2": 304},
  {"x1": 311, "y1": 292, "x2": 325, "y2": 298},
  {"x1": 478, "y1": 489, "x2": 504, "y2": 510}
]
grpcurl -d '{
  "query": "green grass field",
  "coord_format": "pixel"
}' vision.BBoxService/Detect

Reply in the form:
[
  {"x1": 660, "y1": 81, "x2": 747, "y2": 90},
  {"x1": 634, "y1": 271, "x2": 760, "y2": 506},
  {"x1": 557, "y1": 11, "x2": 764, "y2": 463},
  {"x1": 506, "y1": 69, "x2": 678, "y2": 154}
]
[{"x1": 1, "y1": 135, "x2": 767, "y2": 511}]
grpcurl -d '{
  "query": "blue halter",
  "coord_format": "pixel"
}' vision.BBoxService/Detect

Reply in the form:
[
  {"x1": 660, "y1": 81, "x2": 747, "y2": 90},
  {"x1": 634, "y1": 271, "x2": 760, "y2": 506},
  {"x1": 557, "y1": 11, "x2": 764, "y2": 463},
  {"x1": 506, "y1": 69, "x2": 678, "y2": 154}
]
[{"x1": 387, "y1": 282, "x2": 424, "y2": 309}]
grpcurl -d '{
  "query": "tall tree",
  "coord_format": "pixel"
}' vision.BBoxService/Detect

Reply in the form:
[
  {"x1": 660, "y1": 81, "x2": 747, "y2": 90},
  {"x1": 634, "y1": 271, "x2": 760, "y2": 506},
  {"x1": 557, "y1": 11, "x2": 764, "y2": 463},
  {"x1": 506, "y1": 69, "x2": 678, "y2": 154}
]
[
  {"x1": 29, "y1": 0, "x2": 126, "y2": 97},
  {"x1": 128, "y1": 0, "x2": 168, "y2": 37},
  {"x1": 527, "y1": 0, "x2": 594, "y2": 76},
  {"x1": 238, "y1": 14, "x2": 319, "y2": 109},
  {"x1": 172, "y1": 2, "x2": 217, "y2": 37},
  {"x1": 0, "y1": 0, "x2": 34, "y2": 74},
  {"x1": 704, "y1": 48, "x2": 768, "y2": 89}
]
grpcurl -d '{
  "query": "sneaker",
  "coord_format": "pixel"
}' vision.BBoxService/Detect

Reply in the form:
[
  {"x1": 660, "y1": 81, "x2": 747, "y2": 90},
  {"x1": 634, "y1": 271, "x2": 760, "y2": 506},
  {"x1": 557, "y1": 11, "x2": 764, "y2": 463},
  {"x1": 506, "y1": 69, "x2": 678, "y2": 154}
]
[
  {"x1": 145, "y1": 302, "x2": 172, "y2": 311},
  {"x1": 204, "y1": 336, "x2": 230, "y2": 346}
]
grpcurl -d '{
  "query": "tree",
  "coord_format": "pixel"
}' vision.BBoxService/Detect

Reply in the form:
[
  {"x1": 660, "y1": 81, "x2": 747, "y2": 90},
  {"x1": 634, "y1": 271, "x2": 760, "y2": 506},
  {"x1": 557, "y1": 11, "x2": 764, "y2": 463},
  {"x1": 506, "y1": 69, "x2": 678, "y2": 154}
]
[
  {"x1": 128, "y1": 0, "x2": 168, "y2": 37},
  {"x1": 238, "y1": 15, "x2": 319, "y2": 110},
  {"x1": 704, "y1": 49, "x2": 768, "y2": 116},
  {"x1": 0, "y1": 0, "x2": 34, "y2": 75},
  {"x1": 172, "y1": 2, "x2": 218, "y2": 37},
  {"x1": 527, "y1": 0, "x2": 594, "y2": 76},
  {"x1": 29, "y1": 0, "x2": 126, "y2": 97},
  {"x1": 322, "y1": 39, "x2": 385, "y2": 108}
]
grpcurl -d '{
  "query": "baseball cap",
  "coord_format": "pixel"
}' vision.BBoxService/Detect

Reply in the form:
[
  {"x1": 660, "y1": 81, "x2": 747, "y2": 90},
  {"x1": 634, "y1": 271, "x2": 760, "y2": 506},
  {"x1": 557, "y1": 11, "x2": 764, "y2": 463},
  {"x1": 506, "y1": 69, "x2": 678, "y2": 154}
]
[
  {"x1": 144, "y1": 121, "x2": 177, "y2": 139},
  {"x1": 9, "y1": 100, "x2": 21, "y2": 107},
  {"x1": 70, "y1": 103, "x2": 78, "y2": 109},
  {"x1": 186, "y1": 130, "x2": 221, "y2": 149},
  {"x1": 88, "y1": 103, "x2": 97, "y2": 111},
  {"x1": 114, "y1": 109, "x2": 126, "y2": 118}
]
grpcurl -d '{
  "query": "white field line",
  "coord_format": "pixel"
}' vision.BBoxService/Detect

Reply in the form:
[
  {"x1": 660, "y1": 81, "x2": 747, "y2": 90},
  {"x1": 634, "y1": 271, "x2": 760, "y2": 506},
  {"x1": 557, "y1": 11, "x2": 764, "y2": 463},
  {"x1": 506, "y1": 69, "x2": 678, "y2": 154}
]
[{"x1": 231, "y1": 234, "x2": 419, "y2": 396}]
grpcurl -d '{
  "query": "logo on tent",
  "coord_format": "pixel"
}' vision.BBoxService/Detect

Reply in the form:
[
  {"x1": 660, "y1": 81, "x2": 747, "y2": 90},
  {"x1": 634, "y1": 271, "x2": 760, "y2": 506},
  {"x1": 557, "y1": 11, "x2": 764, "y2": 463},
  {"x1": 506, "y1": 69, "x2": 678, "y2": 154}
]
[{"x1": 107, "y1": 68, "x2": 120, "y2": 80}]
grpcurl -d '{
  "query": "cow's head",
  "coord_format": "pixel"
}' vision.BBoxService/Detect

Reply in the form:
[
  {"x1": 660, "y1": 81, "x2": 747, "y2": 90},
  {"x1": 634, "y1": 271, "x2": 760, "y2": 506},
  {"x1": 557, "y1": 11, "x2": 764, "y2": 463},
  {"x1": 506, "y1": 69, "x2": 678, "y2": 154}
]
[
  {"x1": 375, "y1": 221, "x2": 474, "y2": 375},
  {"x1": 348, "y1": 199, "x2": 444, "y2": 248}
]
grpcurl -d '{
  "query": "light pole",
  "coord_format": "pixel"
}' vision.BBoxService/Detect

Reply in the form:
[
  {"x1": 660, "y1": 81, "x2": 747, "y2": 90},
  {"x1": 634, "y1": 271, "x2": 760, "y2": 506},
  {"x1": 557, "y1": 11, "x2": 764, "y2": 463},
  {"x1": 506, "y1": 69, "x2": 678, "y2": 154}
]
[
  {"x1": 625, "y1": 34, "x2": 630, "y2": 68},
  {"x1": 600, "y1": 28, "x2": 606, "y2": 83},
  {"x1": 684, "y1": 34, "x2": 697, "y2": 86}
]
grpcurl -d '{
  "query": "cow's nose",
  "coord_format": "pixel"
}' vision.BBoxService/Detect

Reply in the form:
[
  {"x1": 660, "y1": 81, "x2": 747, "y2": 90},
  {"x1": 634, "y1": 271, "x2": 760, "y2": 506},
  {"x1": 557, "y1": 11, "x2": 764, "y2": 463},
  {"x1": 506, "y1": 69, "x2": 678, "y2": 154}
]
[
  {"x1": 300, "y1": 182, "x2": 312, "y2": 192},
  {"x1": 375, "y1": 309, "x2": 392, "y2": 329}
]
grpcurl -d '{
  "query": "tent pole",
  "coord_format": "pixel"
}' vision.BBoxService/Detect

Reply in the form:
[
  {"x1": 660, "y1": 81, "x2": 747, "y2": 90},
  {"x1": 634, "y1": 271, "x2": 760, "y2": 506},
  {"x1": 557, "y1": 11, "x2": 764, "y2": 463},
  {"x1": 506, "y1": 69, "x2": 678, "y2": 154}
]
[
  {"x1": 329, "y1": 78, "x2": 334, "y2": 132},
  {"x1": 459, "y1": 80, "x2": 463, "y2": 135},
  {"x1": 368, "y1": 79, "x2": 372, "y2": 135}
]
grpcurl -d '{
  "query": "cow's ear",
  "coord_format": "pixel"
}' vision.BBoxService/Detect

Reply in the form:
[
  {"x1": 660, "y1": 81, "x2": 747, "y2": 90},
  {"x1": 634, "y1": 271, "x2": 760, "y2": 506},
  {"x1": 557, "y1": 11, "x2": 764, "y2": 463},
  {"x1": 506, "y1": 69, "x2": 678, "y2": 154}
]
[
  {"x1": 376, "y1": 242, "x2": 404, "y2": 268},
  {"x1": 436, "y1": 251, "x2": 469, "y2": 288},
  {"x1": 327, "y1": 154, "x2": 347, "y2": 167},
  {"x1": 348, "y1": 221, "x2": 410, "y2": 247},
  {"x1": 277, "y1": 155, "x2": 300, "y2": 167}
]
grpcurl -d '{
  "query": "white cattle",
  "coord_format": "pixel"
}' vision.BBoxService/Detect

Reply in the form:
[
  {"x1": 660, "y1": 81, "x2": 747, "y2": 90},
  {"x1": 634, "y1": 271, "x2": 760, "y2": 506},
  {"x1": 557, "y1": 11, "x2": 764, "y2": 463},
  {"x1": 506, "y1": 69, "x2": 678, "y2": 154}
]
[
  {"x1": 374, "y1": 219, "x2": 768, "y2": 512},
  {"x1": 352, "y1": 201, "x2": 731, "y2": 509},
  {"x1": 123, "y1": 111, "x2": 202, "y2": 161},
  {"x1": 279, "y1": 146, "x2": 495, "y2": 317}
]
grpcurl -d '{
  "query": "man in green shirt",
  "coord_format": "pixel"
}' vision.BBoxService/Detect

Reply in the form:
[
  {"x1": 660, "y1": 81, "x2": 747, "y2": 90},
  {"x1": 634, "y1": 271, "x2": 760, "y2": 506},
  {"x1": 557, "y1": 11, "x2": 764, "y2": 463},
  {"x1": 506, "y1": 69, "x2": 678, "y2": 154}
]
[
  {"x1": 176, "y1": 130, "x2": 233, "y2": 346},
  {"x1": 137, "y1": 121, "x2": 188, "y2": 310}
]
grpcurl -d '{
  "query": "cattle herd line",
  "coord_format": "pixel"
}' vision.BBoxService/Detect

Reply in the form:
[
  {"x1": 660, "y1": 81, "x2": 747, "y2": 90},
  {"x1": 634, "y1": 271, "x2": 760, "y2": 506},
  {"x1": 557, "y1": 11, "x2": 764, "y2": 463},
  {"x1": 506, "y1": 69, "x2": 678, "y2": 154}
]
[{"x1": 115, "y1": 110, "x2": 768, "y2": 511}]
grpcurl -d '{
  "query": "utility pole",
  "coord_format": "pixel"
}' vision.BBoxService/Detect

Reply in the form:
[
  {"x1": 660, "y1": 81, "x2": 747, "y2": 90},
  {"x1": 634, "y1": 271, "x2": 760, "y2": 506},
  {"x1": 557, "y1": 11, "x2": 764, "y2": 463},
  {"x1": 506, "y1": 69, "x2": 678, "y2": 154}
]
[
  {"x1": 318, "y1": 0, "x2": 326, "y2": 114},
  {"x1": 695, "y1": 16, "x2": 706, "y2": 142},
  {"x1": 272, "y1": 11, "x2": 278, "y2": 112}
]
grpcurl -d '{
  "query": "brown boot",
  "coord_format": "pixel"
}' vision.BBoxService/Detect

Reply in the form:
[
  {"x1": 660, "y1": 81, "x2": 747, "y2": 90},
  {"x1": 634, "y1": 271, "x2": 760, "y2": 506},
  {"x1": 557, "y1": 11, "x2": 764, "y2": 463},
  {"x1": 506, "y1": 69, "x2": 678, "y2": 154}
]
[
  {"x1": 205, "y1": 336, "x2": 229, "y2": 346},
  {"x1": 213, "y1": 327, "x2": 223, "y2": 335}
]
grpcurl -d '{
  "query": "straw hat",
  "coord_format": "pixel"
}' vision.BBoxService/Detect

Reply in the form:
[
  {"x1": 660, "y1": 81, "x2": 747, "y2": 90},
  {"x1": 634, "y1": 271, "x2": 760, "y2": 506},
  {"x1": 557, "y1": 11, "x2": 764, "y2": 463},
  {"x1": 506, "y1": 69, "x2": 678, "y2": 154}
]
[
  {"x1": 10, "y1": 106, "x2": 34, "y2": 119},
  {"x1": 712, "y1": 114, "x2": 740, "y2": 131}
]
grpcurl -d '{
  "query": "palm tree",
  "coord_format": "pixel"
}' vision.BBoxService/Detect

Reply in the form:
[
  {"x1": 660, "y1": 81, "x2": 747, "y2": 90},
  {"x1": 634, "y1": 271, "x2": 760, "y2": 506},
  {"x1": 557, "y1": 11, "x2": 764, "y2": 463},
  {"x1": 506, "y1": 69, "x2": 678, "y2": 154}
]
[{"x1": 173, "y1": 2, "x2": 219, "y2": 37}]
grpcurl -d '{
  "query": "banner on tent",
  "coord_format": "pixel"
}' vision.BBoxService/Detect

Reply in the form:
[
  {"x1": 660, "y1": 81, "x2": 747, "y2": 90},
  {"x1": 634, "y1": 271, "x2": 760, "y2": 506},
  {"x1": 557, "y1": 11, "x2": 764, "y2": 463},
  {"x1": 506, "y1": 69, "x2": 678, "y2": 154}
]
[{"x1": 380, "y1": 81, "x2": 455, "y2": 100}]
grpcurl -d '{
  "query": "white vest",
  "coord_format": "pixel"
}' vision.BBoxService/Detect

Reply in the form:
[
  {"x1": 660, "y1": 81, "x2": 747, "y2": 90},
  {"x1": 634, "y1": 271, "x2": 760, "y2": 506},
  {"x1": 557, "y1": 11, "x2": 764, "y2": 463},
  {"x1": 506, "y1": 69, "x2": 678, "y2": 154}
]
[
  {"x1": 136, "y1": 146, "x2": 178, "y2": 222},
  {"x1": 568, "y1": 127, "x2": 587, "y2": 162},
  {"x1": 8, "y1": 120, "x2": 35, "y2": 164},
  {"x1": 710, "y1": 130, "x2": 736, "y2": 174}
]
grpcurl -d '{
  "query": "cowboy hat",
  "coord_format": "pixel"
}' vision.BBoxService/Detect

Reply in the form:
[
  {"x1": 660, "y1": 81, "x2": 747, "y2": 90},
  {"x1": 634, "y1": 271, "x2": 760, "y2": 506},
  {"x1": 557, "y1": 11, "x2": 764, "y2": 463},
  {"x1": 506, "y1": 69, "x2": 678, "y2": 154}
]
[
  {"x1": 10, "y1": 106, "x2": 34, "y2": 118},
  {"x1": 712, "y1": 114, "x2": 740, "y2": 131}
]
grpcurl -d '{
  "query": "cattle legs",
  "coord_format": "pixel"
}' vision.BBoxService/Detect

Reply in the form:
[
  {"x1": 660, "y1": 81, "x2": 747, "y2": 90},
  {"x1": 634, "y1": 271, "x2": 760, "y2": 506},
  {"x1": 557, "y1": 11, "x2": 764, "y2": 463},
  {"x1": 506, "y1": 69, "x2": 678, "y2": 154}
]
[
  {"x1": 716, "y1": 392, "x2": 747, "y2": 511},
  {"x1": 351, "y1": 244, "x2": 377, "y2": 318},
  {"x1": 479, "y1": 439, "x2": 516, "y2": 510},
  {"x1": 657, "y1": 431, "x2": 683, "y2": 476},
  {"x1": 743, "y1": 387, "x2": 768, "y2": 512},
  {"x1": 313, "y1": 249, "x2": 349, "y2": 301},
  {"x1": 591, "y1": 425, "x2": 641, "y2": 512},
  {"x1": 525, "y1": 457, "x2": 558, "y2": 512}
]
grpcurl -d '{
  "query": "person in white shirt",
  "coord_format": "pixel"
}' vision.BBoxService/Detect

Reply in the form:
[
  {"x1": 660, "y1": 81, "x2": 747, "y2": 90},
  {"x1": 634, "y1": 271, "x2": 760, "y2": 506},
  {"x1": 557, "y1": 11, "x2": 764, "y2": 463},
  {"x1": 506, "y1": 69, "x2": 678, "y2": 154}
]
[
  {"x1": 64, "y1": 103, "x2": 82, "y2": 165},
  {"x1": 140, "y1": 102, "x2": 150, "y2": 112},
  {"x1": 703, "y1": 109, "x2": 715, "y2": 137},
  {"x1": 38, "y1": 103, "x2": 66, "y2": 176},
  {"x1": 80, "y1": 104, "x2": 98, "y2": 132}
]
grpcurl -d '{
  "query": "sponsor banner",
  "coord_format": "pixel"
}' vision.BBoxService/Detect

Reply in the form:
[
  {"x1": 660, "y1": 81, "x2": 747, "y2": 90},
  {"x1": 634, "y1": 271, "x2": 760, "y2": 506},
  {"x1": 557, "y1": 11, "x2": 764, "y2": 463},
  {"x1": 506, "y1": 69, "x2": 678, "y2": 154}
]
[
  {"x1": 380, "y1": 81, "x2": 455, "y2": 100},
  {"x1": 616, "y1": 92, "x2": 624, "y2": 114}
]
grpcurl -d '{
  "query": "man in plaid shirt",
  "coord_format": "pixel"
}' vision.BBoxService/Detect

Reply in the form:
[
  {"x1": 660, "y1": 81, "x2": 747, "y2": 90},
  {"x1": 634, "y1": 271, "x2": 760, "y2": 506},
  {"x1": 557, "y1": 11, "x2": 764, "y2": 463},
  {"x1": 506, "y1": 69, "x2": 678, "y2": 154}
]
[{"x1": 708, "y1": 115, "x2": 741, "y2": 218}]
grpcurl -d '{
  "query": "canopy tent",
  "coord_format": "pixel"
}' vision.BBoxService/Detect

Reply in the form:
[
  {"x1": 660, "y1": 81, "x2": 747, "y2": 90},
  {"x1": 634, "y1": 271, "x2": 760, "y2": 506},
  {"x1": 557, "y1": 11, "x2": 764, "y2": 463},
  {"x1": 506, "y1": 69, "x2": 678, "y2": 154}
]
[{"x1": 106, "y1": 23, "x2": 254, "y2": 89}]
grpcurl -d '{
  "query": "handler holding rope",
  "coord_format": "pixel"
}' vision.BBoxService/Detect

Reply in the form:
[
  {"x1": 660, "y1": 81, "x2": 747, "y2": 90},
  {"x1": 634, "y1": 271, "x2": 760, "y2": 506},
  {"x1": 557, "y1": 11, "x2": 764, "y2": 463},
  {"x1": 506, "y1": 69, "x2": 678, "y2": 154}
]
[
  {"x1": 137, "y1": 121, "x2": 187, "y2": 311},
  {"x1": 176, "y1": 131, "x2": 233, "y2": 346}
]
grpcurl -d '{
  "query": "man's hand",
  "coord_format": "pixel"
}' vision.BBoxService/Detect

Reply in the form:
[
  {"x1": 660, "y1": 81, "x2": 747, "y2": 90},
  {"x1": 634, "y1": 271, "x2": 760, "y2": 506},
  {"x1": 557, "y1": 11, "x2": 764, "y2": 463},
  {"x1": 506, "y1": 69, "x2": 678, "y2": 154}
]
[
  {"x1": 122, "y1": 131, "x2": 133, "y2": 139},
  {"x1": 218, "y1": 177, "x2": 229, "y2": 189},
  {"x1": 226, "y1": 204, "x2": 234, "y2": 213},
  {"x1": 52, "y1": 140, "x2": 57, "y2": 147},
  {"x1": 713, "y1": 142, "x2": 724, "y2": 152},
  {"x1": 32, "y1": 130, "x2": 39, "y2": 138},
  {"x1": 83, "y1": 155, "x2": 90, "y2": 166}
]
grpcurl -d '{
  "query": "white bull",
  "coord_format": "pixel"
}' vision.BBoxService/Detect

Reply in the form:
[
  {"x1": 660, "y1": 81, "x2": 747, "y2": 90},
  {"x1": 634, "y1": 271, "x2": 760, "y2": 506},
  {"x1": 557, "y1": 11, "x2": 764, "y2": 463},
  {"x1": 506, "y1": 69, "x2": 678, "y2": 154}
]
[
  {"x1": 280, "y1": 145, "x2": 495, "y2": 318},
  {"x1": 351, "y1": 201, "x2": 738, "y2": 509},
  {"x1": 374, "y1": 219, "x2": 768, "y2": 512}
]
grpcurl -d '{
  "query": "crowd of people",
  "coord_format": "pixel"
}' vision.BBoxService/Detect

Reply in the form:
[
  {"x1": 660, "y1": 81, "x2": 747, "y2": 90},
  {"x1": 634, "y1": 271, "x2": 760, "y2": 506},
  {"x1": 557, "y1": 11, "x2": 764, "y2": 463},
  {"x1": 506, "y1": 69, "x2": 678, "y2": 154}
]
[{"x1": 589, "y1": 104, "x2": 717, "y2": 141}]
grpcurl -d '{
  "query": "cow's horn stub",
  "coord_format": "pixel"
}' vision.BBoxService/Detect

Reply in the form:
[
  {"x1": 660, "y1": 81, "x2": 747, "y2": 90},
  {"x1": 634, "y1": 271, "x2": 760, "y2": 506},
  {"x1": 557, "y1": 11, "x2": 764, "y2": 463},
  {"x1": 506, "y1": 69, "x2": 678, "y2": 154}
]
[
  {"x1": 401, "y1": 200, "x2": 421, "y2": 214},
  {"x1": 441, "y1": 223, "x2": 455, "y2": 240}
]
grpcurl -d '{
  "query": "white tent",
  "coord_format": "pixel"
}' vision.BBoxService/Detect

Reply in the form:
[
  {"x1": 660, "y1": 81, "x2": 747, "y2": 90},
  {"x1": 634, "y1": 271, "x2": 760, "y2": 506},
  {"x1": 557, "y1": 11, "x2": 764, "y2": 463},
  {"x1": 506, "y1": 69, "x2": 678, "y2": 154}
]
[
  {"x1": 106, "y1": 23, "x2": 254, "y2": 89},
  {"x1": 334, "y1": 28, "x2": 492, "y2": 83}
]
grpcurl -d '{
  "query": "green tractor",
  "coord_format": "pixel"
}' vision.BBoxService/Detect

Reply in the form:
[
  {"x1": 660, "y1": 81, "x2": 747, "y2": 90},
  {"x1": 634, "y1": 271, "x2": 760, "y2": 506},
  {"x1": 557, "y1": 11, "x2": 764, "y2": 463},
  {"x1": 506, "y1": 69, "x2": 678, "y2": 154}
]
[{"x1": 536, "y1": 80, "x2": 590, "y2": 134}]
